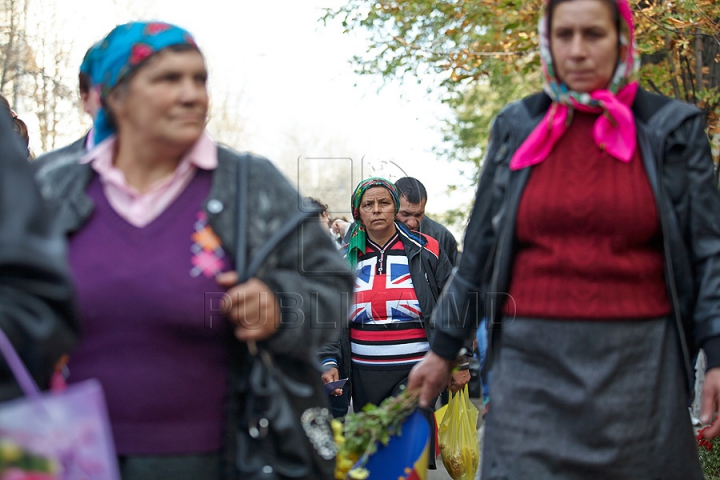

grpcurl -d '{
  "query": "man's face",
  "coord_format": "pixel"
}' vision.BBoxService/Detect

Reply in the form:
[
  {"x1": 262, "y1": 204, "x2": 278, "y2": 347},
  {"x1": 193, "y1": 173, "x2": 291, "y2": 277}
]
[
  {"x1": 396, "y1": 196, "x2": 426, "y2": 231},
  {"x1": 318, "y1": 211, "x2": 330, "y2": 229}
]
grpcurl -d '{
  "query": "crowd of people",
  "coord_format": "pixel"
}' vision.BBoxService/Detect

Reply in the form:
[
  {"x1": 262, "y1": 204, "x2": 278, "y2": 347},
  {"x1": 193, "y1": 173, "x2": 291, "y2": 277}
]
[{"x1": 2, "y1": 0, "x2": 720, "y2": 478}]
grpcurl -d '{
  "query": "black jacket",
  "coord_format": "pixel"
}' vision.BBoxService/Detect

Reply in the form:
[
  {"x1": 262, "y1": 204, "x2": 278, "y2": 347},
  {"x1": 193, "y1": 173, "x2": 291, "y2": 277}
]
[
  {"x1": 430, "y1": 88, "x2": 720, "y2": 393},
  {"x1": 318, "y1": 222, "x2": 452, "y2": 382},
  {"x1": 0, "y1": 106, "x2": 78, "y2": 400},
  {"x1": 31, "y1": 133, "x2": 88, "y2": 176},
  {"x1": 421, "y1": 216, "x2": 458, "y2": 265}
]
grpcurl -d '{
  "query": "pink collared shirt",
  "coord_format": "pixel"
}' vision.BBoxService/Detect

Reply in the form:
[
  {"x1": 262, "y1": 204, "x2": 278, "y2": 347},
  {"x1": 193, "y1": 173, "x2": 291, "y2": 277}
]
[
  {"x1": 84, "y1": 127, "x2": 95, "y2": 150},
  {"x1": 80, "y1": 132, "x2": 217, "y2": 227}
]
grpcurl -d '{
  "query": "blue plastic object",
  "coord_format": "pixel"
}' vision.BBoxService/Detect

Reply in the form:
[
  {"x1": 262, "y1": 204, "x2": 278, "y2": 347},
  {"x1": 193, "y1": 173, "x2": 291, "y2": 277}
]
[{"x1": 357, "y1": 409, "x2": 430, "y2": 479}]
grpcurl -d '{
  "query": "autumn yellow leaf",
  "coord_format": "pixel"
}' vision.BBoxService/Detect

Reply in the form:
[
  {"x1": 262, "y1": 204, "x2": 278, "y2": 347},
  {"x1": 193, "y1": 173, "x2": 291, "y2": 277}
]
[{"x1": 665, "y1": 17, "x2": 691, "y2": 28}]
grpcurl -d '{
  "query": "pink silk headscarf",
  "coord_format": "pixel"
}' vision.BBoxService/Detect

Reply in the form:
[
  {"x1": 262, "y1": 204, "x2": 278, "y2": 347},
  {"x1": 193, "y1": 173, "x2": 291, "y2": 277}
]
[{"x1": 510, "y1": 0, "x2": 640, "y2": 171}]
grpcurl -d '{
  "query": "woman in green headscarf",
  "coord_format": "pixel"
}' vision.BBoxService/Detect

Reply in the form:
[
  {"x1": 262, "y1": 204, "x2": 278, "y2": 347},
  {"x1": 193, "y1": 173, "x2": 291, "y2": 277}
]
[{"x1": 319, "y1": 177, "x2": 453, "y2": 467}]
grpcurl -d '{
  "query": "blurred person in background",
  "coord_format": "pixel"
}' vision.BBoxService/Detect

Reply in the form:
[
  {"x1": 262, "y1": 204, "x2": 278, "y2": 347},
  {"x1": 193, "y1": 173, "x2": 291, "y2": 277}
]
[
  {"x1": 304, "y1": 197, "x2": 345, "y2": 248},
  {"x1": 327, "y1": 216, "x2": 347, "y2": 247},
  {"x1": 331, "y1": 217, "x2": 351, "y2": 244},
  {"x1": 0, "y1": 94, "x2": 31, "y2": 158},
  {"x1": 32, "y1": 45, "x2": 102, "y2": 172},
  {"x1": 394, "y1": 177, "x2": 459, "y2": 265},
  {"x1": 303, "y1": 196, "x2": 352, "y2": 417},
  {"x1": 303, "y1": 196, "x2": 331, "y2": 232}
]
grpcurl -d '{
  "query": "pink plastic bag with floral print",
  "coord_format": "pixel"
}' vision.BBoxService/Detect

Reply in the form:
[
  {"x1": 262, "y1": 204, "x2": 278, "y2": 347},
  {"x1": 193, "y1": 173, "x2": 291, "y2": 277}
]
[{"x1": 0, "y1": 329, "x2": 119, "y2": 480}]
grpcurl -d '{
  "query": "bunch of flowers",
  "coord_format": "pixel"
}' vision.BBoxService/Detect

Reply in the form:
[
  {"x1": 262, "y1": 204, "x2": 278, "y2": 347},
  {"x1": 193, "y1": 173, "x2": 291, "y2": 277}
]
[
  {"x1": 697, "y1": 424, "x2": 720, "y2": 479},
  {"x1": 0, "y1": 439, "x2": 59, "y2": 480}
]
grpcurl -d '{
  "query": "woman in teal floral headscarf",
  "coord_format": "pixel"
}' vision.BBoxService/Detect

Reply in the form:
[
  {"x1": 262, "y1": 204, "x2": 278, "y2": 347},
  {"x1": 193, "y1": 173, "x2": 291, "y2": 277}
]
[{"x1": 41, "y1": 20, "x2": 355, "y2": 480}]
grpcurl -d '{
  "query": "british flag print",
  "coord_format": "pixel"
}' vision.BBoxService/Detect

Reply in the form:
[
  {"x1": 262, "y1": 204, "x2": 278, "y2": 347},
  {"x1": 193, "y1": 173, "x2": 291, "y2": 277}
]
[
  {"x1": 386, "y1": 256, "x2": 413, "y2": 289},
  {"x1": 351, "y1": 251, "x2": 421, "y2": 324},
  {"x1": 354, "y1": 257, "x2": 377, "y2": 293},
  {"x1": 349, "y1": 236, "x2": 429, "y2": 366}
]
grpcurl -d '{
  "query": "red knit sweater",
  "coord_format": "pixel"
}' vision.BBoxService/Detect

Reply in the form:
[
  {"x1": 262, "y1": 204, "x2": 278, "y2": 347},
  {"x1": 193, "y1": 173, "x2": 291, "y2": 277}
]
[{"x1": 506, "y1": 111, "x2": 671, "y2": 320}]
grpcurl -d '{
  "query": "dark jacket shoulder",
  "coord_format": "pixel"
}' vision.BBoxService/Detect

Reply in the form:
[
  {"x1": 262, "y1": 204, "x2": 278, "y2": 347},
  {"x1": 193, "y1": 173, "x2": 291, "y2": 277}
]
[
  {"x1": 397, "y1": 223, "x2": 439, "y2": 258},
  {"x1": 632, "y1": 88, "x2": 700, "y2": 126},
  {"x1": 34, "y1": 142, "x2": 353, "y2": 359},
  {"x1": 31, "y1": 134, "x2": 88, "y2": 175},
  {"x1": 0, "y1": 109, "x2": 78, "y2": 399},
  {"x1": 396, "y1": 222, "x2": 452, "y2": 312},
  {"x1": 421, "y1": 216, "x2": 458, "y2": 265}
]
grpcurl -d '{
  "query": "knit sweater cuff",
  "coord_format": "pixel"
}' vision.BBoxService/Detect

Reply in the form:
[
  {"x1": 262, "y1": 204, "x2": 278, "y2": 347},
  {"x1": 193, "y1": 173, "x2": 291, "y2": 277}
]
[
  {"x1": 703, "y1": 336, "x2": 720, "y2": 370},
  {"x1": 322, "y1": 359, "x2": 338, "y2": 369}
]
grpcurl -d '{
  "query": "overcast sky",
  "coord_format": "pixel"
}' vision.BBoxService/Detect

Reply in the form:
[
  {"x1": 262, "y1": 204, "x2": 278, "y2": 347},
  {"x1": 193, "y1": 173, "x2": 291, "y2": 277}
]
[{"x1": 25, "y1": 0, "x2": 475, "y2": 229}]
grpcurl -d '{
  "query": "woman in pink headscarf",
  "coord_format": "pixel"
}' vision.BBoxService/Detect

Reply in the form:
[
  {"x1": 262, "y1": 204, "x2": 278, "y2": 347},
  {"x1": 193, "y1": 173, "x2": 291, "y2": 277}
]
[{"x1": 409, "y1": 0, "x2": 720, "y2": 477}]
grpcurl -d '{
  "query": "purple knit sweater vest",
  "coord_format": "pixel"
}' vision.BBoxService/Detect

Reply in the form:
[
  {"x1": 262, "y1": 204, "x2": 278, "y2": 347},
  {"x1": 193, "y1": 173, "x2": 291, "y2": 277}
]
[{"x1": 67, "y1": 171, "x2": 232, "y2": 455}]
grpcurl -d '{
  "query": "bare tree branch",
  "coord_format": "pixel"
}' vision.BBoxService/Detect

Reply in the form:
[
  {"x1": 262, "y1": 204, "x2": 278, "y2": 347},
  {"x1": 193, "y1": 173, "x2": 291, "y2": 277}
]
[
  {"x1": 664, "y1": 36, "x2": 683, "y2": 99},
  {"x1": 646, "y1": 79, "x2": 666, "y2": 96}
]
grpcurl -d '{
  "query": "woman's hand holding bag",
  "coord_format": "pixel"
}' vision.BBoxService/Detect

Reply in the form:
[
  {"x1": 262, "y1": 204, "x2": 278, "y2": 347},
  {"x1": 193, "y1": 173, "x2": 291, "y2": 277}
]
[
  {"x1": 216, "y1": 272, "x2": 280, "y2": 342},
  {"x1": 229, "y1": 155, "x2": 337, "y2": 479},
  {"x1": 0, "y1": 329, "x2": 119, "y2": 480}
]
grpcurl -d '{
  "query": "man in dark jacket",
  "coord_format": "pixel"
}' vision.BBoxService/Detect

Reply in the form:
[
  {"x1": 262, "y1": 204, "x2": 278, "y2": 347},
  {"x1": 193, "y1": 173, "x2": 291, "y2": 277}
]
[
  {"x1": 32, "y1": 53, "x2": 101, "y2": 173},
  {"x1": 0, "y1": 104, "x2": 78, "y2": 401},
  {"x1": 394, "y1": 177, "x2": 459, "y2": 265}
]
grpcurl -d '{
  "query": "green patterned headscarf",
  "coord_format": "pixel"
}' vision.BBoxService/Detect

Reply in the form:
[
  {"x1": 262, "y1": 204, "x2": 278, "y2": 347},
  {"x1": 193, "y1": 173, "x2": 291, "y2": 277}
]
[{"x1": 347, "y1": 177, "x2": 400, "y2": 269}]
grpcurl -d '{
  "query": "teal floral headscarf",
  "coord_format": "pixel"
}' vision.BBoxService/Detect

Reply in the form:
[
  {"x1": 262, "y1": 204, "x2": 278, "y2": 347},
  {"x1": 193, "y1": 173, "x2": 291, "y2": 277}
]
[
  {"x1": 347, "y1": 177, "x2": 400, "y2": 269},
  {"x1": 80, "y1": 21, "x2": 199, "y2": 145}
]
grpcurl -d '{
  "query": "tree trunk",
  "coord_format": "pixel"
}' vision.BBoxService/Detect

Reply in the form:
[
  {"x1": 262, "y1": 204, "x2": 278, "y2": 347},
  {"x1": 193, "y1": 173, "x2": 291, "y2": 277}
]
[
  {"x1": 701, "y1": 35, "x2": 720, "y2": 103},
  {"x1": 1, "y1": 0, "x2": 17, "y2": 92}
]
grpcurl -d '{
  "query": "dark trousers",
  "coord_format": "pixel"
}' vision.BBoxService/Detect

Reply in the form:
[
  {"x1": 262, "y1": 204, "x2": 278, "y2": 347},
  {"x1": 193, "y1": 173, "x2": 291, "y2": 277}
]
[
  {"x1": 328, "y1": 384, "x2": 350, "y2": 418},
  {"x1": 118, "y1": 453, "x2": 221, "y2": 480}
]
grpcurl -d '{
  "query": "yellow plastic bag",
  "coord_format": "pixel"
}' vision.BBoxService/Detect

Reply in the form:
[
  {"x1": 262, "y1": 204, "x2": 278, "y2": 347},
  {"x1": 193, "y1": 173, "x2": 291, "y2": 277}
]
[
  {"x1": 438, "y1": 385, "x2": 480, "y2": 480},
  {"x1": 434, "y1": 403, "x2": 448, "y2": 425}
]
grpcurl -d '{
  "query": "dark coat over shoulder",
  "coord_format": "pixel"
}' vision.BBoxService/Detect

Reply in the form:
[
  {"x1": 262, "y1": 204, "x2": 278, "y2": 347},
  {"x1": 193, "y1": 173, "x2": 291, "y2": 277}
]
[
  {"x1": 31, "y1": 133, "x2": 88, "y2": 176},
  {"x1": 0, "y1": 107, "x2": 78, "y2": 400},
  {"x1": 421, "y1": 216, "x2": 458, "y2": 265}
]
